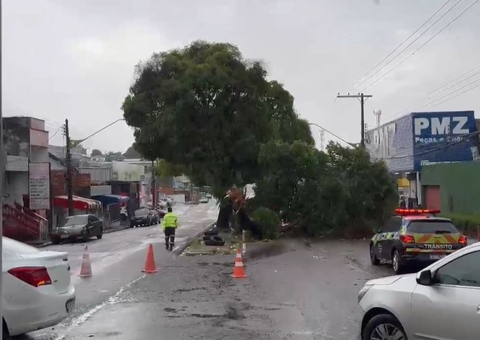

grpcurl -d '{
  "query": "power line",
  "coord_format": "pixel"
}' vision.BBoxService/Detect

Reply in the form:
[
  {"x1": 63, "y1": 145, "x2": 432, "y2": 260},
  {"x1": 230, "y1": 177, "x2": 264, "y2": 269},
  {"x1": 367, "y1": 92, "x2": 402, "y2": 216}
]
[
  {"x1": 356, "y1": 0, "x2": 462, "y2": 88},
  {"x1": 49, "y1": 127, "x2": 62, "y2": 140},
  {"x1": 383, "y1": 63, "x2": 480, "y2": 122},
  {"x1": 421, "y1": 70, "x2": 480, "y2": 105},
  {"x1": 420, "y1": 64, "x2": 480, "y2": 100},
  {"x1": 360, "y1": 0, "x2": 478, "y2": 92},
  {"x1": 308, "y1": 122, "x2": 357, "y2": 147},
  {"x1": 423, "y1": 78, "x2": 480, "y2": 108},
  {"x1": 336, "y1": 93, "x2": 373, "y2": 147}
]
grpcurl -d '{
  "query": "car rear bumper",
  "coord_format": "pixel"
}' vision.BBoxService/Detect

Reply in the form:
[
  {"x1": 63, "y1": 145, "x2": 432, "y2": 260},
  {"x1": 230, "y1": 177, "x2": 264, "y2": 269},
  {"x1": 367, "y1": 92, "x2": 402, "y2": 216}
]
[
  {"x1": 5, "y1": 284, "x2": 76, "y2": 336},
  {"x1": 401, "y1": 252, "x2": 454, "y2": 263},
  {"x1": 50, "y1": 233, "x2": 82, "y2": 241}
]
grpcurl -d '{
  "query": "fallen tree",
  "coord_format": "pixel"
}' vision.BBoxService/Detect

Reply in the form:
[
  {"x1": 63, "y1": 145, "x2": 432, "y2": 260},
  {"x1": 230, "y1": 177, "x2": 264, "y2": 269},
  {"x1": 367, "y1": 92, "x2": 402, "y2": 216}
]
[
  {"x1": 122, "y1": 40, "x2": 397, "y2": 239},
  {"x1": 252, "y1": 141, "x2": 398, "y2": 238}
]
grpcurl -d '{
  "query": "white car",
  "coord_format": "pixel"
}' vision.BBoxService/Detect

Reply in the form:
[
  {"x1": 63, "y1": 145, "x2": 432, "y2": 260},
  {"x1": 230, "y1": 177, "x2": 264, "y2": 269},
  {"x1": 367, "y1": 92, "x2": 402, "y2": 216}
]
[
  {"x1": 2, "y1": 237, "x2": 76, "y2": 338},
  {"x1": 165, "y1": 196, "x2": 175, "y2": 205},
  {"x1": 358, "y1": 241, "x2": 480, "y2": 340}
]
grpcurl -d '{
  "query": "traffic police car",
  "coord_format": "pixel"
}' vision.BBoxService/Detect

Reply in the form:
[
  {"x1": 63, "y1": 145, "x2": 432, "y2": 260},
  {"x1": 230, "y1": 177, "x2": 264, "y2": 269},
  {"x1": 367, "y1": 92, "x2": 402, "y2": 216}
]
[{"x1": 369, "y1": 209, "x2": 467, "y2": 274}]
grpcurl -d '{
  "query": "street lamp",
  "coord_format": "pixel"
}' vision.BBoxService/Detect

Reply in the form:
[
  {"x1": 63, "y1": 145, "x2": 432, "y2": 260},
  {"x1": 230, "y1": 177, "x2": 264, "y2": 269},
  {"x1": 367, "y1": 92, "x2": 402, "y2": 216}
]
[
  {"x1": 65, "y1": 118, "x2": 126, "y2": 215},
  {"x1": 308, "y1": 122, "x2": 358, "y2": 148},
  {"x1": 71, "y1": 118, "x2": 126, "y2": 148}
]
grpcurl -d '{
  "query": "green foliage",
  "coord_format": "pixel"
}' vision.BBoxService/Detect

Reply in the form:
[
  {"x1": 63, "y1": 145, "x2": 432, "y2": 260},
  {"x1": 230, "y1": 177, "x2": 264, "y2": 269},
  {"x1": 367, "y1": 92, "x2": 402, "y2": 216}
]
[
  {"x1": 104, "y1": 151, "x2": 123, "y2": 162},
  {"x1": 155, "y1": 159, "x2": 183, "y2": 178},
  {"x1": 91, "y1": 149, "x2": 102, "y2": 156},
  {"x1": 440, "y1": 213, "x2": 480, "y2": 236},
  {"x1": 123, "y1": 144, "x2": 142, "y2": 159},
  {"x1": 122, "y1": 40, "x2": 313, "y2": 192},
  {"x1": 122, "y1": 39, "x2": 396, "y2": 239},
  {"x1": 252, "y1": 207, "x2": 280, "y2": 239},
  {"x1": 254, "y1": 141, "x2": 397, "y2": 238}
]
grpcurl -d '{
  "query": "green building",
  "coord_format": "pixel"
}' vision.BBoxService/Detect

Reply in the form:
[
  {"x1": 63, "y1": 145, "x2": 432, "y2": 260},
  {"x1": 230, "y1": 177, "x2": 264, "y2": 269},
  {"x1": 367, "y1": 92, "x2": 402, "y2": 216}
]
[{"x1": 421, "y1": 162, "x2": 480, "y2": 215}]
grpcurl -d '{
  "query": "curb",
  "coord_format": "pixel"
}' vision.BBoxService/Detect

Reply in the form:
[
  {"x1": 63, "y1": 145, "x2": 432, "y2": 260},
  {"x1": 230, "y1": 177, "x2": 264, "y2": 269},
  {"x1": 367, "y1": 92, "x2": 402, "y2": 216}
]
[
  {"x1": 34, "y1": 225, "x2": 134, "y2": 248},
  {"x1": 172, "y1": 222, "x2": 216, "y2": 256}
]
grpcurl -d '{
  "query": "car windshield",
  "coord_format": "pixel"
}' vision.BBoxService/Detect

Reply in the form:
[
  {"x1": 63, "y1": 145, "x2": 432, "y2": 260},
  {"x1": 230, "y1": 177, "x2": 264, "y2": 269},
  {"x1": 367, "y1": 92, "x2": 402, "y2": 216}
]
[
  {"x1": 407, "y1": 220, "x2": 458, "y2": 234},
  {"x1": 64, "y1": 215, "x2": 88, "y2": 226}
]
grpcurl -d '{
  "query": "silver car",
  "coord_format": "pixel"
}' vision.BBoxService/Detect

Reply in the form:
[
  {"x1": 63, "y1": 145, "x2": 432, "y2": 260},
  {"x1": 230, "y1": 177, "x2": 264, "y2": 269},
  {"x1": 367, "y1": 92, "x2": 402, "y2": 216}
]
[{"x1": 358, "y1": 241, "x2": 480, "y2": 340}]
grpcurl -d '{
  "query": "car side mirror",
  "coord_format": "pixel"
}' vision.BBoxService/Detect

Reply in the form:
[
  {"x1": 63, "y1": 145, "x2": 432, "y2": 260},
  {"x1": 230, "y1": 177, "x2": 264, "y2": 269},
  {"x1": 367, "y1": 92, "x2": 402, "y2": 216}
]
[{"x1": 416, "y1": 270, "x2": 434, "y2": 286}]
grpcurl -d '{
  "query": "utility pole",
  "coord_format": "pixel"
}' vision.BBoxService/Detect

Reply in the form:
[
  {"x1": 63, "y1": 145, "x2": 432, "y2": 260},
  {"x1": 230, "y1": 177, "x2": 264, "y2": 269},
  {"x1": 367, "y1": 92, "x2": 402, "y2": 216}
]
[
  {"x1": 336, "y1": 93, "x2": 373, "y2": 147},
  {"x1": 63, "y1": 119, "x2": 74, "y2": 216},
  {"x1": 151, "y1": 160, "x2": 156, "y2": 207}
]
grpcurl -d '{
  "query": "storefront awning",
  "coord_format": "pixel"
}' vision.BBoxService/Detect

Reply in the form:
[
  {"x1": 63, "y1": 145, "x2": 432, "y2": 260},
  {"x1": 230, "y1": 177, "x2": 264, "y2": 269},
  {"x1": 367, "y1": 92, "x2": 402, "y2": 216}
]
[{"x1": 54, "y1": 195, "x2": 102, "y2": 211}]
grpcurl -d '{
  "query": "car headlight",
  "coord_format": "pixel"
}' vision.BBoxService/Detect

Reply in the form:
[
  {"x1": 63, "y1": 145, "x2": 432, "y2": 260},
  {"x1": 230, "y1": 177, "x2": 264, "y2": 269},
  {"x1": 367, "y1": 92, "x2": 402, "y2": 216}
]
[{"x1": 358, "y1": 284, "x2": 373, "y2": 303}]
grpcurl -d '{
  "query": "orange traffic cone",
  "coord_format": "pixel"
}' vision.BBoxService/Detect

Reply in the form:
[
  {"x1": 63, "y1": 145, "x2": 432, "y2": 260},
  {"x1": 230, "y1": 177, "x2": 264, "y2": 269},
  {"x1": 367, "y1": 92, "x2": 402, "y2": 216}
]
[
  {"x1": 79, "y1": 246, "x2": 92, "y2": 278},
  {"x1": 232, "y1": 248, "x2": 247, "y2": 279},
  {"x1": 142, "y1": 244, "x2": 158, "y2": 274}
]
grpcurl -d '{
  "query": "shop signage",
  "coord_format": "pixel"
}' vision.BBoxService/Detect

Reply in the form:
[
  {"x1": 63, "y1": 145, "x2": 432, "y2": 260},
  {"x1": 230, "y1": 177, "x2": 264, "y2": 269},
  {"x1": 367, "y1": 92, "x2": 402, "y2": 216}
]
[
  {"x1": 28, "y1": 162, "x2": 50, "y2": 210},
  {"x1": 413, "y1": 114, "x2": 473, "y2": 144}
]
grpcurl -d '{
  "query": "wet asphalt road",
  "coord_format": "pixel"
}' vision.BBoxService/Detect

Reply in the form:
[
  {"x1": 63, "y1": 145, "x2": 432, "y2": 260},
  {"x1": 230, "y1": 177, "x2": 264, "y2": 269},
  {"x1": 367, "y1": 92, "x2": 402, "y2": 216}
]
[
  {"x1": 23, "y1": 202, "x2": 218, "y2": 340},
  {"x1": 33, "y1": 237, "x2": 402, "y2": 340},
  {"x1": 25, "y1": 219, "x2": 468, "y2": 340}
]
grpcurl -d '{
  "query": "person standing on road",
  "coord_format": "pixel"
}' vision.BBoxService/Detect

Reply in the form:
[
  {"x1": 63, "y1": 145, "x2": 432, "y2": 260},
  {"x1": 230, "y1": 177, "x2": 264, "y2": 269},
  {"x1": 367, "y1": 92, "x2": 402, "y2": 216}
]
[{"x1": 162, "y1": 207, "x2": 178, "y2": 251}]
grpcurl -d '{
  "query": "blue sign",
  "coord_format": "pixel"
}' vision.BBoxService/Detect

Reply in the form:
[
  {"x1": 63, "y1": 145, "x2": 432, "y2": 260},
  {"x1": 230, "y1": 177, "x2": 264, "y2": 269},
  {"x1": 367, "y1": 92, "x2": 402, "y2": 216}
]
[{"x1": 412, "y1": 111, "x2": 477, "y2": 171}]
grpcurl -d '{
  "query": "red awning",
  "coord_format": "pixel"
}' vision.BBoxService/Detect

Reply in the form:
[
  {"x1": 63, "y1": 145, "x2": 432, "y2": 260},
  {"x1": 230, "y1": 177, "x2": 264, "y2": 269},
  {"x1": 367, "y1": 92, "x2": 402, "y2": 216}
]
[{"x1": 54, "y1": 195, "x2": 102, "y2": 211}]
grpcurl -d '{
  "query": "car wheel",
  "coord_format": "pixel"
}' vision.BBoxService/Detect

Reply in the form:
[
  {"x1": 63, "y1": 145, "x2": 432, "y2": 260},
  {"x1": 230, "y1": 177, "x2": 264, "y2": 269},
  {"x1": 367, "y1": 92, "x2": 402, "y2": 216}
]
[
  {"x1": 370, "y1": 244, "x2": 380, "y2": 265},
  {"x1": 97, "y1": 229, "x2": 103, "y2": 239},
  {"x1": 3, "y1": 318, "x2": 9, "y2": 339},
  {"x1": 82, "y1": 230, "x2": 90, "y2": 242},
  {"x1": 392, "y1": 249, "x2": 404, "y2": 274},
  {"x1": 362, "y1": 314, "x2": 406, "y2": 340}
]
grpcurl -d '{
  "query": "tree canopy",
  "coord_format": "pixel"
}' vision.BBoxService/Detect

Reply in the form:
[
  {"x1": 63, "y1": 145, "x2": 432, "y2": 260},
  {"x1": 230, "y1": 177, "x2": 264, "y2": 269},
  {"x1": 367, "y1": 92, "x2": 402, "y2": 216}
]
[
  {"x1": 155, "y1": 159, "x2": 183, "y2": 178},
  {"x1": 252, "y1": 141, "x2": 397, "y2": 237},
  {"x1": 122, "y1": 40, "x2": 397, "y2": 238},
  {"x1": 123, "y1": 40, "x2": 314, "y2": 194},
  {"x1": 91, "y1": 149, "x2": 102, "y2": 156},
  {"x1": 123, "y1": 144, "x2": 142, "y2": 159}
]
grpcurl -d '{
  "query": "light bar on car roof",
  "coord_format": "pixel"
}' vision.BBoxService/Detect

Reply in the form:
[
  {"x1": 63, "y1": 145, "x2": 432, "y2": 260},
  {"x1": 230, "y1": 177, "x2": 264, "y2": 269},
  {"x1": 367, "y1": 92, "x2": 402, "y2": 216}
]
[{"x1": 395, "y1": 209, "x2": 440, "y2": 215}]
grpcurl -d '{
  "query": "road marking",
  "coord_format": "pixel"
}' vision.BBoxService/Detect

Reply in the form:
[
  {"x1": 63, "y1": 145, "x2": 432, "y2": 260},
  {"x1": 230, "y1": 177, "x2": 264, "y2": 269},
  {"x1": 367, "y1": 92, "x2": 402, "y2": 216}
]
[{"x1": 54, "y1": 275, "x2": 146, "y2": 340}]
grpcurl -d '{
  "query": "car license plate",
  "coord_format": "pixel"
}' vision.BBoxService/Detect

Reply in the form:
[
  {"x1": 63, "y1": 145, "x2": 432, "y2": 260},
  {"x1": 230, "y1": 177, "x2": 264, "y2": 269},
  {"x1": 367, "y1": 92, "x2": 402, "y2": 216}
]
[
  {"x1": 60, "y1": 234, "x2": 70, "y2": 239},
  {"x1": 430, "y1": 254, "x2": 444, "y2": 260},
  {"x1": 66, "y1": 298, "x2": 75, "y2": 313}
]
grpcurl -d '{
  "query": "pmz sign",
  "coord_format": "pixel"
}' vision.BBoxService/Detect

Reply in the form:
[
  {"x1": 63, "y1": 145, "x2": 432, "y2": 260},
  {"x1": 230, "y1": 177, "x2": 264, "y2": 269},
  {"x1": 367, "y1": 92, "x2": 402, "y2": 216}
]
[{"x1": 414, "y1": 116, "x2": 470, "y2": 144}]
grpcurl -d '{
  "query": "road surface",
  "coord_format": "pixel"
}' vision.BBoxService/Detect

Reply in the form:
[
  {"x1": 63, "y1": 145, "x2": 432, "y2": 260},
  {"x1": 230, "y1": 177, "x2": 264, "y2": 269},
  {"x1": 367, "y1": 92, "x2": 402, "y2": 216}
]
[
  {"x1": 23, "y1": 202, "x2": 218, "y2": 340},
  {"x1": 24, "y1": 221, "x2": 455, "y2": 339},
  {"x1": 25, "y1": 236, "x2": 402, "y2": 340}
]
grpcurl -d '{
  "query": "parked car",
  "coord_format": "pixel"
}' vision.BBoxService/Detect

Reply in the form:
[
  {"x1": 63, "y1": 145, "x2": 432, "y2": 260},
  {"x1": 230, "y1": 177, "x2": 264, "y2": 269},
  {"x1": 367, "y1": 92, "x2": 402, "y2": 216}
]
[
  {"x1": 158, "y1": 199, "x2": 168, "y2": 209},
  {"x1": 149, "y1": 209, "x2": 160, "y2": 225},
  {"x1": 131, "y1": 208, "x2": 153, "y2": 227},
  {"x1": 155, "y1": 208, "x2": 166, "y2": 219},
  {"x1": 2, "y1": 237, "x2": 76, "y2": 338},
  {"x1": 50, "y1": 214, "x2": 103, "y2": 244},
  {"x1": 165, "y1": 196, "x2": 175, "y2": 206},
  {"x1": 206, "y1": 193, "x2": 212, "y2": 199},
  {"x1": 199, "y1": 197, "x2": 209, "y2": 203},
  {"x1": 359, "y1": 241, "x2": 480, "y2": 340}
]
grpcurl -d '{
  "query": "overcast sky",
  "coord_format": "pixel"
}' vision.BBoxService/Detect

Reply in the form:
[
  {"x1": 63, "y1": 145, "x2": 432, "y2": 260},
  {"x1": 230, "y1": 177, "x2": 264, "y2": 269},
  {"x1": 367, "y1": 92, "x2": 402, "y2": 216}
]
[{"x1": 4, "y1": 0, "x2": 480, "y2": 154}]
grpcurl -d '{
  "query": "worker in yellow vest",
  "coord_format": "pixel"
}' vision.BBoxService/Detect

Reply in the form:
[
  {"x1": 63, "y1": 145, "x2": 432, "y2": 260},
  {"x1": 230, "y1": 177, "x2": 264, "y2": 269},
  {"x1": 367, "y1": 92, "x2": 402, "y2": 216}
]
[{"x1": 162, "y1": 207, "x2": 178, "y2": 251}]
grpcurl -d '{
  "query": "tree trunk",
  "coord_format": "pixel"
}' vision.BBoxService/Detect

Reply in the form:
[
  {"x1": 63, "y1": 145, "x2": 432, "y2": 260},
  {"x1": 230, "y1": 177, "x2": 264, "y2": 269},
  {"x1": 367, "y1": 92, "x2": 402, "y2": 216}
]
[{"x1": 216, "y1": 200, "x2": 232, "y2": 230}]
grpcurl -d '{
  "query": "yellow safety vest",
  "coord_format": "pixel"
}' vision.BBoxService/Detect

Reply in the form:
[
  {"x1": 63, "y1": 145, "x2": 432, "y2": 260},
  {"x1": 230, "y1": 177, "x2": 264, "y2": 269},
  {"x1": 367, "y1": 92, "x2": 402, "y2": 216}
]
[{"x1": 162, "y1": 213, "x2": 178, "y2": 229}]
